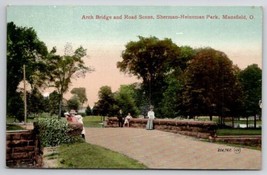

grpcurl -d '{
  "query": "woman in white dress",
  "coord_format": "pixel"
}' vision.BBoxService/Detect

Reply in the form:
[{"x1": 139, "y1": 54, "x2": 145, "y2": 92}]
[{"x1": 146, "y1": 107, "x2": 155, "y2": 130}]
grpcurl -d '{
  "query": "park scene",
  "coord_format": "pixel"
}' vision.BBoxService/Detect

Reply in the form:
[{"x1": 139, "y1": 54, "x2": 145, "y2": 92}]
[{"x1": 6, "y1": 6, "x2": 262, "y2": 169}]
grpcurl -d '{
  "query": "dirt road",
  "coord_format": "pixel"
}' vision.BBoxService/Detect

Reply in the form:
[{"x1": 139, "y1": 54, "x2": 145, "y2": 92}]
[{"x1": 85, "y1": 128, "x2": 261, "y2": 169}]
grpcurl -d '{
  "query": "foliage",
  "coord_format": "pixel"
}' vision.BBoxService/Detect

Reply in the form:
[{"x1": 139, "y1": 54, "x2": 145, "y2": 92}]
[
  {"x1": 182, "y1": 48, "x2": 242, "y2": 118},
  {"x1": 46, "y1": 43, "x2": 93, "y2": 118},
  {"x1": 7, "y1": 92, "x2": 24, "y2": 122},
  {"x1": 94, "y1": 86, "x2": 118, "y2": 116},
  {"x1": 85, "y1": 105, "x2": 92, "y2": 116},
  {"x1": 58, "y1": 142, "x2": 147, "y2": 168},
  {"x1": 67, "y1": 95, "x2": 80, "y2": 111},
  {"x1": 238, "y1": 64, "x2": 262, "y2": 117},
  {"x1": 217, "y1": 128, "x2": 261, "y2": 136},
  {"x1": 70, "y1": 87, "x2": 88, "y2": 106},
  {"x1": 159, "y1": 46, "x2": 195, "y2": 118},
  {"x1": 27, "y1": 88, "x2": 47, "y2": 114},
  {"x1": 6, "y1": 124, "x2": 25, "y2": 131},
  {"x1": 46, "y1": 91, "x2": 61, "y2": 116},
  {"x1": 35, "y1": 117, "x2": 84, "y2": 147},
  {"x1": 117, "y1": 36, "x2": 180, "y2": 109},
  {"x1": 114, "y1": 84, "x2": 140, "y2": 117},
  {"x1": 7, "y1": 22, "x2": 48, "y2": 120},
  {"x1": 160, "y1": 74, "x2": 184, "y2": 118}
]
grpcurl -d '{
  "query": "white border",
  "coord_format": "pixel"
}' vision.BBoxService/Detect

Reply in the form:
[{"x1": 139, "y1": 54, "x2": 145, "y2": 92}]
[{"x1": 1, "y1": 1, "x2": 266, "y2": 175}]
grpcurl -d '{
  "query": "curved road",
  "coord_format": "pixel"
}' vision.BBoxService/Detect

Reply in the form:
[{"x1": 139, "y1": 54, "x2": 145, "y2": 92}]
[{"x1": 85, "y1": 128, "x2": 261, "y2": 169}]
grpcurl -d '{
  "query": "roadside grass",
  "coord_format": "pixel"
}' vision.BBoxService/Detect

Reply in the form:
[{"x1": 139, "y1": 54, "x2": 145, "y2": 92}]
[
  {"x1": 201, "y1": 139, "x2": 261, "y2": 151},
  {"x1": 58, "y1": 142, "x2": 147, "y2": 169},
  {"x1": 217, "y1": 128, "x2": 262, "y2": 136},
  {"x1": 6, "y1": 124, "x2": 25, "y2": 130},
  {"x1": 83, "y1": 116, "x2": 104, "y2": 128}
]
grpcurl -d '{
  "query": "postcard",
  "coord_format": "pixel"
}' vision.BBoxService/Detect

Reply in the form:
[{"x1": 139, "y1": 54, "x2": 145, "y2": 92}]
[{"x1": 6, "y1": 6, "x2": 262, "y2": 170}]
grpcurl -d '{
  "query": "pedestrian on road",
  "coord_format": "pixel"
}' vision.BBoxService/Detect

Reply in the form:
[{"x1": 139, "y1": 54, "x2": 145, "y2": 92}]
[
  {"x1": 146, "y1": 106, "x2": 155, "y2": 130},
  {"x1": 124, "y1": 113, "x2": 132, "y2": 127}
]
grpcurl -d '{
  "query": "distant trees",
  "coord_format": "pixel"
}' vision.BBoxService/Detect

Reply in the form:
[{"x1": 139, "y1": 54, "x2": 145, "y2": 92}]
[
  {"x1": 85, "y1": 105, "x2": 92, "y2": 116},
  {"x1": 67, "y1": 95, "x2": 80, "y2": 111},
  {"x1": 93, "y1": 84, "x2": 141, "y2": 117},
  {"x1": 114, "y1": 84, "x2": 140, "y2": 117},
  {"x1": 70, "y1": 87, "x2": 88, "y2": 106},
  {"x1": 94, "y1": 86, "x2": 117, "y2": 116}
]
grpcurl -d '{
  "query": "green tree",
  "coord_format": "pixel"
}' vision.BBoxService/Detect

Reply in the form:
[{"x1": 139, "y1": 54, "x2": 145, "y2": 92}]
[
  {"x1": 47, "y1": 44, "x2": 93, "y2": 118},
  {"x1": 160, "y1": 73, "x2": 184, "y2": 118},
  {"x1": 67, "y1": 95, "x2": 80, "y2": 111},
  {"x1": 160, "y1": 46, "x2": 195, "y2": 118},
  {"x1": 238, "y1": 64, "x2": 262, "y2": 117},
  {"x1": 117, "y1": 36, "x2": 180, "y2": 111},
  {"x1": 70, "y1": 87, "x2": 88, "y2": 106},
  {"x1": 7, "y1": 22, "x2": 48, "y2": 120},
  {"x1": 27, "y1": 88, "x2": 47, "y2": 114},
  {"x1": 47, "y1": 91, "x2": 61, "y2": 116},
  {"x1": 85, "y1": 105, "x2": 92, "y2": 116},
  {"x1": 94, "y1": 86, "x2": 118, "y2": 116},
  {"x1": 114, "y1": 84, "x2": 140, "y2": 117},
  {"x1": 182, "y1": 48, "x2": 242, "y2": 120},
  {"x1": 92, "y1": 105, "x2": 100, "y2": 116}
]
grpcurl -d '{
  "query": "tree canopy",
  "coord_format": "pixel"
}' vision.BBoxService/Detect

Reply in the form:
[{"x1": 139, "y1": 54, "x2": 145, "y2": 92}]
[
  {"x1": 70, "y1": 87, "x2": 88, "y2": 106},
  {"x1": 7, "y1": 23, "x2": 92, "y2": 120},
  {"x1": 182, "y1": 48, "x2": 243, "y2": 119},
  {"x1": 94, "y1": 86, "x2": 117, "y2": 116},
  {"x1": 238, "y1": 64, "x2": 262, "y2": 116},
  {"x1": 46, "y1": 44, "x2": 93, "y2": 117},
  {"x1": 117, "y1": 36, "x2": 183, "y2": 112},
  {"x1": 7, "y1": 22, "x2": 49, "y2": 121}
]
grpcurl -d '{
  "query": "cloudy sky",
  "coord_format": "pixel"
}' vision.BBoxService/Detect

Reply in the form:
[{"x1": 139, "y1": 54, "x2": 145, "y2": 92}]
[{"x1": 7, "y1": 6, "x2": 262, "y2": 106}]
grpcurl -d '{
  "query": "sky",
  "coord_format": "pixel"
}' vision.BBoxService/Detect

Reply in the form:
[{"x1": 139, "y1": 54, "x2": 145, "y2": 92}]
[{"x1": 7, "y1": 6, "x2": 263, "y2": 107}]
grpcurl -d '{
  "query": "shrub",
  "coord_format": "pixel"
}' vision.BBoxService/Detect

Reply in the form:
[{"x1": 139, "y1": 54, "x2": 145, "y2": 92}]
[{"x1": 34, "y1": 117, "x2": 84, "y2": 147}]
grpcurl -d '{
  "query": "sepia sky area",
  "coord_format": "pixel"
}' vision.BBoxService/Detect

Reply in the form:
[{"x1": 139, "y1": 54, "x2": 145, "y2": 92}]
[{"x1": 7, "y1": 6, "x2": 263, "y2": 107}]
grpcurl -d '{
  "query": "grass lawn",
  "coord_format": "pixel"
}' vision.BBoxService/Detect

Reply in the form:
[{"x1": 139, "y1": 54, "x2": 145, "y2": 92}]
[
  {"x1": 6, "y1": 124, "x2": 25, "y2": 130},
  {"x1": 58, "y1": 142, "x2": 147, "y2": 169},
  {"x1": 83, "y1": 116, "x2": 104, "y2": 128},
  {"x1": 217, "y1": 128, "x2": 262, "y2": 136}
]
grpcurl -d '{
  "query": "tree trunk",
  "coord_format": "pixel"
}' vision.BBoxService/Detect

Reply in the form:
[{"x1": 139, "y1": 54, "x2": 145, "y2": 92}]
[
  {"x1": 232, "y1": 116, "x2": 234, "y2": 128},
  {"x1": 246, "y1": 116, "x2": 249, "y2": 128},
  {"x1": 58, "y1": 94, "x2": 63, "y2": 119}
]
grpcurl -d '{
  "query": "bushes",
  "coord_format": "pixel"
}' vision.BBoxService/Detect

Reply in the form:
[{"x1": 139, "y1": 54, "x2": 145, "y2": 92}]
[{"x1": 34, "y1": 117, "x2": 84, "y2": 147}]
